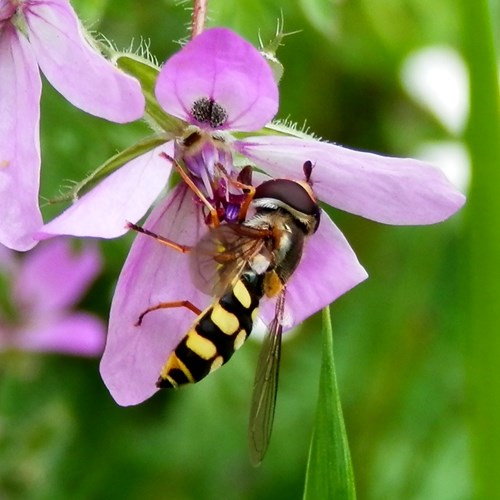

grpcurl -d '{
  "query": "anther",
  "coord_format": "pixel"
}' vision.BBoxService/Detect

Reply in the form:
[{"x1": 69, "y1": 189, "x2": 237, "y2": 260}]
[{"x1": 191, "y1": 97, "x2": 228, "y2": 128}]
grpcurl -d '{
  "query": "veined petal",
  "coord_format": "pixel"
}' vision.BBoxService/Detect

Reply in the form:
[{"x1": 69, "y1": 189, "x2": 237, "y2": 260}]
[
  {"x1": 14, "y1": 240, "x2": 101, "y2": 313},
  {"x1": 37, "y1": 143, "x2": 173, "y2": 239},
  {"x1": 155, "y1": 28, "x2": 278, "y2": 132},
  {"x1": 101, "y1": 184, "x2": 210, "y2": 406},
  {"x1": 15, "y1": 312, "x2": 105, "y2": 356},
  {"x1": 236, "y1": 136, "x2": 466, "y2": 225},
  {"x1": 24, "y1": 0, "x2": 145, "y2": 122},
  {"x1": 259, "y1": 211, "x2": 368, "y2": 328},
  {"x1": 0, "y1": 25, "x2": 42, "y2": 250}
]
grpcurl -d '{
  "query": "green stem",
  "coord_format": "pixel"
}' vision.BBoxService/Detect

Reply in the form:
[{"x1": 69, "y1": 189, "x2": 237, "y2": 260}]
[{"x1": 461, "y1": 0, "x2": 500, "y2": 497}]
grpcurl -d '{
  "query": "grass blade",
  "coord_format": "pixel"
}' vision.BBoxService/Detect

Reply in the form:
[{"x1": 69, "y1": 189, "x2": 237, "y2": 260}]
[{"x1": 303, "y1": 307, "x2": 356, "y2": 500}]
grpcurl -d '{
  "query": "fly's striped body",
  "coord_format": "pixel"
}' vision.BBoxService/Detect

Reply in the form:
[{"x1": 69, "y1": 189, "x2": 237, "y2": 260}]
[{"x1": 157, "y1": 272, "x2": 264, "y2": 388}]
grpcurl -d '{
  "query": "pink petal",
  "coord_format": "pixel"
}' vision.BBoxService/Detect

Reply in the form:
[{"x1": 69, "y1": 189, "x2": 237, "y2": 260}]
[
  {"x1": 259, "y1": 211, "x2": 368, "y2": 328},
  {"x1": 15, "y1": 312, "x2": 105, "y2": 357},
  {"x1": 155, "y1": 28, "x2": 278, "y2": 131},
  {"x1": 37, "y1": 143, "x2": 173, "y2": 239},
  {"x1": 101, "y1": 184, "x2": 211, "y2": 406},
  {"x1": 14, "y1": 239, "x2": 101, "y2": 313},
  {"x1": 0, "y1": 25, "x2": 42, "y2": 250},
  {"x1": 24, "y1": 0, "x2": 145, "y2": 122},
  {"x1": 1, "y1": 2, "x2": 16, "y2": 21},
  {"x1": 236, "y1": 136, "x2": 466, "y2": 225}
]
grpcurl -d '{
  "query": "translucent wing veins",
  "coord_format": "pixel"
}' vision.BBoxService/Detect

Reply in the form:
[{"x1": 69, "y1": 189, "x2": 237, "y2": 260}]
[{"x1": 248, "y1": 289, "x2": 286, "y2": 466}]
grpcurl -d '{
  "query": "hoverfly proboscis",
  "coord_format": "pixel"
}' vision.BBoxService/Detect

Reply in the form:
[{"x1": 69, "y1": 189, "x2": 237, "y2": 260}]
[{"x1": 129, "y1": 154, "x2": 321, "y2": 466}]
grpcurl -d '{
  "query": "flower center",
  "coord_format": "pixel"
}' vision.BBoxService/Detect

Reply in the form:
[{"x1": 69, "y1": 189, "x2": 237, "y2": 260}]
[{"x1": 191, "y1": 98, "x2": 228, "y2": 128}]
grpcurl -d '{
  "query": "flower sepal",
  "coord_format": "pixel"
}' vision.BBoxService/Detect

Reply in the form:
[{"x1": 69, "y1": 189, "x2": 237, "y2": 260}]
[
  {"x1": 233, "y1": 118, "x2": 320, "y2": 143},
  {"x1": 116, "y1": 54, "x2": 187, "y2": 135},
  {"x1": 259, "y1": 20, "x2": 299, "y2": 84}
]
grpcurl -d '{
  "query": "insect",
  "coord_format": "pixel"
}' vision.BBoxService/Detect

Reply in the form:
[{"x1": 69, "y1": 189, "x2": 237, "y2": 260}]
[{"x1": 130, "y1": 157, "x2": 321, "y2": 465}]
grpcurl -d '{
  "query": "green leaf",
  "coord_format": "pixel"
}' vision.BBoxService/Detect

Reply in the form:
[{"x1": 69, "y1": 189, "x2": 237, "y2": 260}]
[{"x1": 303, "y1": 307, "x2": 356, "y2": 500}]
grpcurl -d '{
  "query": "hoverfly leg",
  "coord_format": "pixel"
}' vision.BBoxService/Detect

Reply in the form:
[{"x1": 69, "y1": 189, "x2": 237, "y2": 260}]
[
  {"x1": 237, "y1": 186, "x2": 256, "y2": 222},
  {"x1": 159, "y1": 152, "x2": 220, "y2": 227},
  {"x1": 135, "y1": 300, "x2": 202, "y2": 327},
  {"x1": 126, "y1": 222, "x2": 191, "y2": 253}
]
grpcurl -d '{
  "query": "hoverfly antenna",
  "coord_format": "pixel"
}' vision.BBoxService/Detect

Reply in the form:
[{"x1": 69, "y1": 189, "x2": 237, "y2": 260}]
[
  {"x1": 237, "y1": 165, "x2": 253, "y2": 187},
  {"x1": 303, "y1": 160, "x2": 314, "y2": 185}
]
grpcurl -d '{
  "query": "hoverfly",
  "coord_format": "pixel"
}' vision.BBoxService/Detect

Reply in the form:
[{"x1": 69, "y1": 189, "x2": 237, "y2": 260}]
[{"x1": 129, "y1": 156, "x2": 320, "y2": 465}]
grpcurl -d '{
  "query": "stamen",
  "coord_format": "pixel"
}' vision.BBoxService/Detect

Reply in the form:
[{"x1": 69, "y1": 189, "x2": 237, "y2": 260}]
[{"x1": 191, "y1": 97, "x2": 228, "y2": 128}]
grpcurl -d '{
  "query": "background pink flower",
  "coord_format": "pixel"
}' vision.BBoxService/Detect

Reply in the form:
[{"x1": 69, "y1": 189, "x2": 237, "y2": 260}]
[{"x1": 0, "y1": 239, "x2": 105, "y2": 356}]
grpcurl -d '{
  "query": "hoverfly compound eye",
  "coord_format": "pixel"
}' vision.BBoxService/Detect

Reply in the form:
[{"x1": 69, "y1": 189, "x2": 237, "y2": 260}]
[{"x1": 254, "y1": 179, "x2": 318, "y2": 216}]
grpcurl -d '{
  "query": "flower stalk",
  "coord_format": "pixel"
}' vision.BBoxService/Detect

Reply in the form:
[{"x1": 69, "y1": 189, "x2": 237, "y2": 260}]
[{"x1": 191, "y1": 0, "x2": 208, "y2": 38}]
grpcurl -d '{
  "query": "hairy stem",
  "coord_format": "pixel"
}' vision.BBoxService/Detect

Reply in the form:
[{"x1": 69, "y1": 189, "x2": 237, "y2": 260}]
[{"x1": 191, "y1": 0, "x2": 208, "y2": 38}]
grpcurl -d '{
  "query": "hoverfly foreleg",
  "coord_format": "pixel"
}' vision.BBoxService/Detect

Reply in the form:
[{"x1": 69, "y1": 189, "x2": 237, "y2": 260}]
[
  {"x1": 127, "y1": 222, "x2": 191, "y2": 253},
  {"x1": 160, "y1": 152, "x2": 220, "y2": 227},
  {"x1": 135, "y1": 300, "x2": 202, "y2": 327}
]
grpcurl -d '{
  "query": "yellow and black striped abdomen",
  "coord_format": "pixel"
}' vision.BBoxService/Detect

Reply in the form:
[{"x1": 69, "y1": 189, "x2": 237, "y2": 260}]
[{"x1": 157, "y1": 273, "x2": 264, "y2": 389}]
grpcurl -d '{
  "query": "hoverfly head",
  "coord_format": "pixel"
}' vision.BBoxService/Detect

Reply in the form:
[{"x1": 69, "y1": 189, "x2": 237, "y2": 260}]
[{"x1": 252, "y1": 174, "x2": 321, "y2": 235}]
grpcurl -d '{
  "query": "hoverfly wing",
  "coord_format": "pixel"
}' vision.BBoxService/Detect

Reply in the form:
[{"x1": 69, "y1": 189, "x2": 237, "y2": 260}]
[
  {"x1": 190, "y1": 223, "x2": 268, "y2": 298},
  {"x1": 248, "y1": 290, "x2": 285, "y2": 467}
]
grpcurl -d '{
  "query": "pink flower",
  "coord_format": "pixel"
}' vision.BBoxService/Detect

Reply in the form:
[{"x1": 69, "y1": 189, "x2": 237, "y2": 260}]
[
  {"x1": 0, "y1": 239, "x2": 105, "y2": 356},
  {"x1": 37, "y1": 28, "x2": 465, "y2": 405},
  {"x1": 0, "y1": 0, "x2": 145, "y2": 251}
]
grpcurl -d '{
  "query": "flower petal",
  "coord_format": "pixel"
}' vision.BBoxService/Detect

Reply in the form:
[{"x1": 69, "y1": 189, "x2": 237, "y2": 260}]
[
  {"x1": 155, "y1": 28, "x2": 278, "y2": 131},
  {"x1": 37, "y1": 144, "x2": 173, "y2": 239},
  {"x1": 101, "y1": 184, "x2": 211, "y2": 406},
  {"x1": 15, "y1": 312, "x2": 105, "y2": 357},
  {"x1": 259, "y1": 211, "x2": 368, "y2": 328},
  {"x1": 14, "y1": 240, "x2": 101, "y2": 313},
  {"x1": 236, "y1": 136, "x2": 466, "y2": 225},
  {"x1": 0, "y1": 25, "x2": 42, "y2": 250},
  {"x1": 24, "y1": 0, "x2": 144, "y2": 122},
  {"x1": 1, "y1": 1, "x2": 16, "y2": 22}
]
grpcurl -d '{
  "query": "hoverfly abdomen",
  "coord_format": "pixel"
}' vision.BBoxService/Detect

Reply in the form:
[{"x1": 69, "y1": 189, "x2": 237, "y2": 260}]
[{"x1": 157, "y1": 272, "x2": 264, "y2": 389}]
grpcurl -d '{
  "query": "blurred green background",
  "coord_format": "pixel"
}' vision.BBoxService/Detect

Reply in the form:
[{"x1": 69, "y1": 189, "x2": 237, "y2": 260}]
[{"x1": 2, "y1": 0, "x2": 498, "y2": 498}]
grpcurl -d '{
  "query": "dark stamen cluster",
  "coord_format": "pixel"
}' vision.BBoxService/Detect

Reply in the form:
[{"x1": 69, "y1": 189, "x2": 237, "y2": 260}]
[{"x1": 191, "y1": 97, "x2": 228, "y2": 128}]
